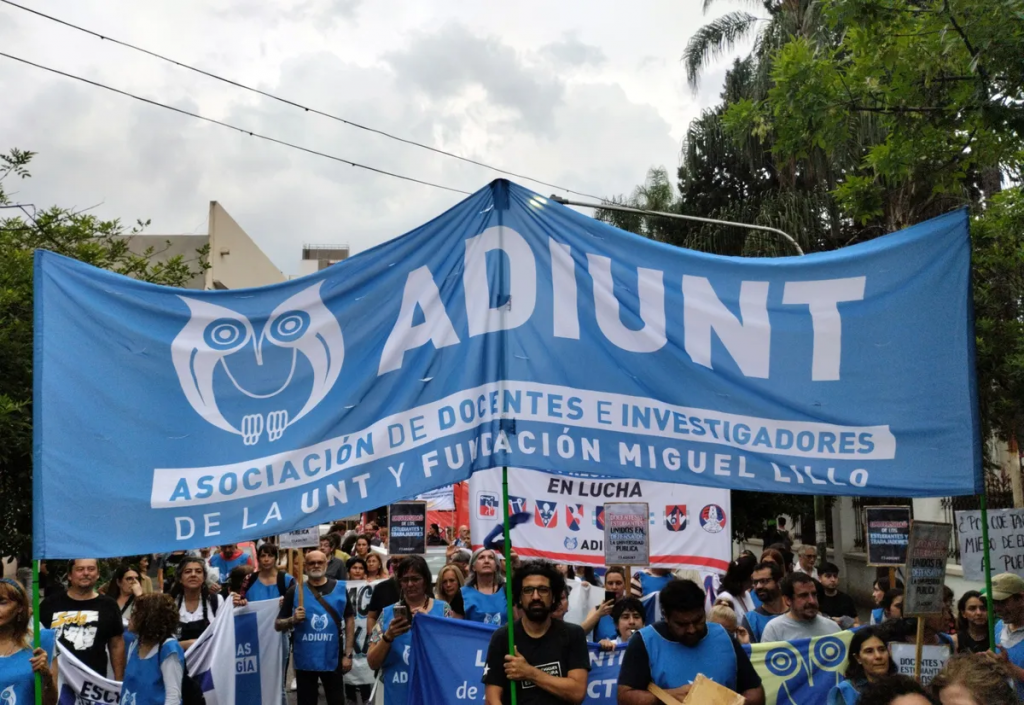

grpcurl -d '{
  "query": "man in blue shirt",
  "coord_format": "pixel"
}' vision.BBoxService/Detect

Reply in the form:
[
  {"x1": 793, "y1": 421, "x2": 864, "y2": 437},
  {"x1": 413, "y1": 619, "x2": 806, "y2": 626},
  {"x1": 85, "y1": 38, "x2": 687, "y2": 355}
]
[
  {"x1": 617, "y1": 579, "x2": 764, "y2": 705},
  {"x1": 209, "y1": 544, "x2": 253, "y2": 588}
]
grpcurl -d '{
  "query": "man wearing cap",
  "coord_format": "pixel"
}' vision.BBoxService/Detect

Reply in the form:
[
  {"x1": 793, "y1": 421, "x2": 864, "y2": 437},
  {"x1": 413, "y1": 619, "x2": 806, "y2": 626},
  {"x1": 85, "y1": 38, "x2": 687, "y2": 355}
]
[{"x1": 985, "y1": 572, "x2": 1024, "y2": 698}]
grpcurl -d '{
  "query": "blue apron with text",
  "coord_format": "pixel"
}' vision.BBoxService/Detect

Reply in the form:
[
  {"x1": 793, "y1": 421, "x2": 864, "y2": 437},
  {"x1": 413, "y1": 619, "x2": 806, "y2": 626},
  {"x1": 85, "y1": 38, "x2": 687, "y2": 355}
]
[
  {"x1": 293, "y1": 582, "x2": 347, "y2": 672},
  {"x1": 461, "y1": 586, "x2": 506, "y2": 625},
  {"x1": 0, "y1": 630, "x2": 54, "y2": 705},
  {"x1": 121, "y1": 638, "x2": 185, "y2": 705},
  {"x1": 639, "y1": 622, "x2": 737, "y2": 690},
  {"x1": 380, "y1": 601, "x2": 449, "y2": 705},
  {"x1": 378, "y1": 598, "x2": 446, "y2": 705}
]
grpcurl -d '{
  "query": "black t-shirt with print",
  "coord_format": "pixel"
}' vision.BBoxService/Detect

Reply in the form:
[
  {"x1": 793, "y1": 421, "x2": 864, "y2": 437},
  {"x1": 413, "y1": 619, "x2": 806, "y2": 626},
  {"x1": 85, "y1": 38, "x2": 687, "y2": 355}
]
[
  {"x1": 39, "y1": 592, "x2": 124, "y2": 675},
  {"x1": 483, "y1": 619, "x2": 590, "y2": 705}
]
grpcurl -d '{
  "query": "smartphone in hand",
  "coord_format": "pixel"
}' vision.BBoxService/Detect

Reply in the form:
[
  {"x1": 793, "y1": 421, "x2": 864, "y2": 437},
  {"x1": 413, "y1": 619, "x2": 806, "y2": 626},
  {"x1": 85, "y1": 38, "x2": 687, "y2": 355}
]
[
  {"x1": 393, "y1": 604, "x2": 409, "y2": 622},
  {"x1": 604, "y1": 590, "x2": 617, "y2": 604}
]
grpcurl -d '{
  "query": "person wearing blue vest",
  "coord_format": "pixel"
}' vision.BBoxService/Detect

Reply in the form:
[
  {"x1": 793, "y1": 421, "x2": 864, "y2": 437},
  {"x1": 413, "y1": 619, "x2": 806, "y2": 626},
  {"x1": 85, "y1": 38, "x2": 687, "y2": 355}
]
[
  {"x1": 580, "y1": 565, "x2": 627, "y2": 641},
  {"x1": 984, "y1": 572, "x2": 1024, "y2": 698},
  {"x1": 236, "y1": 543, "x2": 294, "y2": 705},
  {"x1": 0, "y1": 577, "x2": 57, "y2": 705},
  {"x1": 827, "y1": 626, "x2": 894, "y2": 705},
  {"x1": 746, "y1": 562, "x2": 786, "y2": 642},
  {"x1": 209, "y1": 543, "x2": 253, "y2": 588},
  {"x1": 617, "y1": 578, "x2": 765, "y2": 704},
  {"x1": 121, "y1": 593, "x2": 185, "y2": 705},
  {"x1": 367, "y1": 555, "x2": 451, "y2": 705},
  {"x1": 461, "y1": 548, "x2": 508, "y2": 625},
  {"x1": 276, "y1": 550, "x2": 354, "y2": 705}
]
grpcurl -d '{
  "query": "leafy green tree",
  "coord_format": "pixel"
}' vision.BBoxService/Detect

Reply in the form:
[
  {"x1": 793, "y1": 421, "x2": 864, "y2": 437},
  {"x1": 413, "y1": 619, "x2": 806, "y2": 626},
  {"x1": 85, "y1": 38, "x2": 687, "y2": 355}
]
[{"x1": 0, "y1": 149, "x2": 209, "y2": 558}]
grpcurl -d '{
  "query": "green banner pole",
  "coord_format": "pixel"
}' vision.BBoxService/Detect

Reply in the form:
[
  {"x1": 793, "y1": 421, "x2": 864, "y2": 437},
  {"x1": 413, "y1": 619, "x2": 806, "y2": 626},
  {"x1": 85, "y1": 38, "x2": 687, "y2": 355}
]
[
  {"x1": 33, "y1": 559, "x2": 42, "y2": 705},
  {"x1": 980, "y1": 492, "x2": 996, "y2": 650},
  {"x1": 501, "y1": 465, "x2": 517, "y2": 705}
]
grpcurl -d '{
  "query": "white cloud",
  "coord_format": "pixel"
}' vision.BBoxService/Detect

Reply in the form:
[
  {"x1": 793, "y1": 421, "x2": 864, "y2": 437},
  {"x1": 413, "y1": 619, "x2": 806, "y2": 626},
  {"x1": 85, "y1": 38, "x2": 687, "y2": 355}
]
[{"x1": 0, "y1": 0, "x2": 746, "y2": 274}]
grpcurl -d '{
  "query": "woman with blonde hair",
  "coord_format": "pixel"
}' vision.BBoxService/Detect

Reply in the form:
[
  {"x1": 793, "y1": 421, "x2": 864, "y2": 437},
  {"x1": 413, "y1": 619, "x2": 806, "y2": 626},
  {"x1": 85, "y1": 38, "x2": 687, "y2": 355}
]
[
  {"x1": 0, "y1": 578, "x2": 58, "y2": 705},
  {"x1": 930, "y1": 652, "x2": 1017, "y2": 705},
  {"x1": 434, "y1": 563, "x2": 466, "y2": 618}
]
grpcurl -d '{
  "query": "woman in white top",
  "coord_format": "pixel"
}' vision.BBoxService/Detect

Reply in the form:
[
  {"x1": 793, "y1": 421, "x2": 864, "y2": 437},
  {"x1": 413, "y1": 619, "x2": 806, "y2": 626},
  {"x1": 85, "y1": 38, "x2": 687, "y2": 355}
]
[
  {"x1": 169, "y1": 556, "x2": 224, "y2": 650},
  {"x1": 715, "y1": 555, "x2": 757, "y2": 619}
]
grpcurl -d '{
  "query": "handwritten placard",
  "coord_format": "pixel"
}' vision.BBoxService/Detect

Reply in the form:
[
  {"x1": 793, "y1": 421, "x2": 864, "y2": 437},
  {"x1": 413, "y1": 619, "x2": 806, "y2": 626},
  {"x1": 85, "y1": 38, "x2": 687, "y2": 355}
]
[{"x1": 955, "y1": 508, "x2": 1024, "y2": 581}]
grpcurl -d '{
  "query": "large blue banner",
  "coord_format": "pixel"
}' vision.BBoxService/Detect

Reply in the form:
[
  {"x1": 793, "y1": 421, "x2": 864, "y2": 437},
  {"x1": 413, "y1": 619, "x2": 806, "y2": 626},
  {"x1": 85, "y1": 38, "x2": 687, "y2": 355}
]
[{"x1": 33, "y1": 180, "x2": 979, "y2": 556}]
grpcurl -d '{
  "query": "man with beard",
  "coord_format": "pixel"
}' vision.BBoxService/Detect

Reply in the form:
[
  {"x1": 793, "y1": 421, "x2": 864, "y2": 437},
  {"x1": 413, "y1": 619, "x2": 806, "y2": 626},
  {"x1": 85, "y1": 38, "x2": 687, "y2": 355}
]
[
  {"x1": 276, "y1": 550, "x2": 354, "y2": 705},
  {"x1": 760, "y1": 572, "x2": 841, "y2": 643},
  {"x1": 483, "y1": 562, "x2": 589, "y2": 704},
  {"x1": 617, "y1": 579, "x2": 764, "y2": 705},
  {"x1": 745, "y1": 562, "x2": 787, "y2": 643}
]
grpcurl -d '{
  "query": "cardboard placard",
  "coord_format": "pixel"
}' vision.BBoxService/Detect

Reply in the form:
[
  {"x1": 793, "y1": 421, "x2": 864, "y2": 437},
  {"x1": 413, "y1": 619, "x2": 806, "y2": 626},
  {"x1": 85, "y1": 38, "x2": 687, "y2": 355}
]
[
  {"x1": 903, "y1": 520, "x2": 952, "y2": 616},
  {"x1": 604, "y1": 502, "x2": 650, "y2": 566},
  {"x1": 389, "y1": 501, "x2": 427, "y2": 555},
  {"x1": 865, "y1": 505, "x2": 912, "y2": 566},
  {"x1": 280, "y1": 527, "x2": 320, "y2": 549},
  {"x1": 890, "y1": 642, "x2": 951, "y2": 686},
  {"x1": 955, "y1": 508, "x2": 1024, "y2": 580}
]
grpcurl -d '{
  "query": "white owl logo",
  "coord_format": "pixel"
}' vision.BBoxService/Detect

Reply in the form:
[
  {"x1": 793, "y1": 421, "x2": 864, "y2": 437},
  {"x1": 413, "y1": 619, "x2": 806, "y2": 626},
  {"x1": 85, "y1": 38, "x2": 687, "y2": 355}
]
[
  {"x1": 311, "y1": 613, "x2": 330, "y2": 632},
  {"x1": 171, "y1": 281, "x2": 344, "y2": 446},
  {"x1": 402, "y1": 644, "x2": 411, "y2": 666},
  {"x1": 0, "y1": 685, "x2": 16, "y2": 705},
  {"x1": 121, "y1": 692, "x2": 137, "y2": 705}
]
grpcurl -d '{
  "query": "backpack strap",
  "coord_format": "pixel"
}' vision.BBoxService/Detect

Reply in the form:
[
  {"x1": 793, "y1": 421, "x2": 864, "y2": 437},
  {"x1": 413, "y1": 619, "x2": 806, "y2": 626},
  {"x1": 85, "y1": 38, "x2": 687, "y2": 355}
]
[
  {"x1": 277, "y1": 571, "x2": 287, "y2": 597},
  {"x1": 307, "y1": 582, "x2": 343, "y2": 633}
]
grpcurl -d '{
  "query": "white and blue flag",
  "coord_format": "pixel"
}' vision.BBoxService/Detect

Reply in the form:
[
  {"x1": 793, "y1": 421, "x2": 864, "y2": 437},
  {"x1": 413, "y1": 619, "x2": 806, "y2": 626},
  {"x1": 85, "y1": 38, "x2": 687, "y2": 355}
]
[
  {"x1": 185, "y1": 600, "x2": 283, "y2": 705},
  {"x1": 33, "y1": 180, "x2": 980, "y2": 557}
]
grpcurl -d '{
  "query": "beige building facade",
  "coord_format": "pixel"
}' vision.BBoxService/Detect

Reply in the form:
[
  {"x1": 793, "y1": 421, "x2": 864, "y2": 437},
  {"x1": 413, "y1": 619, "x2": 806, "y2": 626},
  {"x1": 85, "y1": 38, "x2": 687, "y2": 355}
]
[{"x1": 126, "y1": 201, "x2": 285, "y2": 290}]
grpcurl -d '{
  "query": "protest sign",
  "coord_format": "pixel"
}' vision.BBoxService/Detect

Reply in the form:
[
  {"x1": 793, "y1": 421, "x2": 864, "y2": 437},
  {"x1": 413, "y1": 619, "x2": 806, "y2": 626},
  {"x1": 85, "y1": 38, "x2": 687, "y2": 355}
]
[
  {"x1": 890, "y1": 643, "x2": 951, "y2": 686},
  {"x1": 955, "y1": 507, "x2": 1024, "y2": 580},
  {"x1": 390, "y1": 500, "x2": 427, "y2": 554},
  {"x1": 604, "y1": 502, "x2": 650, "y2": 565},
  {"x1": 280, "y1": 526, "x2": 320, "y2": 549},
  {"x1": 469, "y1": 467, "x2": 730, "y2": 571},
  {"x1": 865, "y1": 505, "x2": 911, "y2": 566},
  {"x1": 344, "y1": 578, "x2": 385, "y2": 687},
  {"x1": 34, "y1": 182, "x2": 980, "y2": 558},
  {"x1": 903, "y1": 521, "x2": 953, "y2": 616}
]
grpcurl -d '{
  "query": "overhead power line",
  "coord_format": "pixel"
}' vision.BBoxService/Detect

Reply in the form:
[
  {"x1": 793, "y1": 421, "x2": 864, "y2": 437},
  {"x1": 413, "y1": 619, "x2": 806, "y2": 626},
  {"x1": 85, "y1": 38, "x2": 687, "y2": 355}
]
[
  {"x1": 0, "y1": 51, "x2": 472, "y2": 196},
  {"x1": 1, "y1": 0, "x2": 605, "y2": 201}
]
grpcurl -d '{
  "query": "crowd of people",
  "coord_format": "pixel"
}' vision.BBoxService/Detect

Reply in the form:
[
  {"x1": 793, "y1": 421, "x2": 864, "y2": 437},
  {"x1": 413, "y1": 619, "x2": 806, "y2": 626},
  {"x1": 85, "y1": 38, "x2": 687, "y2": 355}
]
[{"x1": 2, "y1": 520, "x2": 1024, "y2": 705}]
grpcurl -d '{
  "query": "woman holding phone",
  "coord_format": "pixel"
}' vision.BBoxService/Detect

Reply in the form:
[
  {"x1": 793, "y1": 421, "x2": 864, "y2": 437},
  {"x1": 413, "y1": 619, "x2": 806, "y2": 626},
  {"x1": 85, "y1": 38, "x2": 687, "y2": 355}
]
[
  {"x1": 581, "y1": 565, "x2": 627, "y2": 640},
  {"x1": 367, "y1": 556, "x2": 450, "y2": 705}
]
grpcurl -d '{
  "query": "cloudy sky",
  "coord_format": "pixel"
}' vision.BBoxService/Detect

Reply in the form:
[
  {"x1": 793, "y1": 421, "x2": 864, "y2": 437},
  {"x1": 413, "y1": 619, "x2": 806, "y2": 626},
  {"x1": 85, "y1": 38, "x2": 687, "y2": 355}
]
[{"x1": 0, "y1": 0, "x2": 747, "y2": 275}]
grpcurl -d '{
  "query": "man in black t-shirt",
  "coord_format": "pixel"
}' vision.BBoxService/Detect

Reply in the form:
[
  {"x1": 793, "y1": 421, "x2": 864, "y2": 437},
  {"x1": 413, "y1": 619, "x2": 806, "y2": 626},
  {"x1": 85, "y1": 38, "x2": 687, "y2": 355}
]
[
  {"x1": 39, "y1": 558, "x2": 125, "y2": 678},
  {"x1": 483, "y1": 562, "x2": 589, "y2": 705},
  {"x1": 817, "y1": 562, "x2": 859, "y2": 628}
]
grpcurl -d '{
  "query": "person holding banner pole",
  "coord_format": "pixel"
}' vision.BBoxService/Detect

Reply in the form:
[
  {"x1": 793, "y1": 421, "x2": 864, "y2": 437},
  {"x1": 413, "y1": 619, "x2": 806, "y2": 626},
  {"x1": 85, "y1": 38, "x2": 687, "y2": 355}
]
[
  {"x1": 0, "y1": 577, "x2": 57, "y2": 705},
  {"x1": 276, "y1": 549, "x2": 354, "y2": 705},
  {"x1": 483, "y1": 562, "x2": 590, "y2": 705}
]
